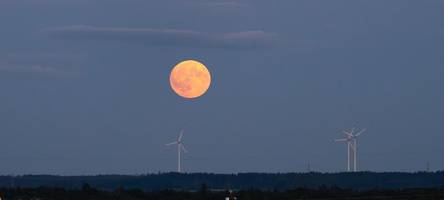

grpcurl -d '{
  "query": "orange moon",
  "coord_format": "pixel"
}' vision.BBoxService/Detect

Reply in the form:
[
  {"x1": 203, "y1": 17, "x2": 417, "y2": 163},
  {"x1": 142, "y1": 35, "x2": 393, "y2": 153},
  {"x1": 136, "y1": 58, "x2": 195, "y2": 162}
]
[{"x1": 170, "y1": 60, "x2": 211, "y2": 99}]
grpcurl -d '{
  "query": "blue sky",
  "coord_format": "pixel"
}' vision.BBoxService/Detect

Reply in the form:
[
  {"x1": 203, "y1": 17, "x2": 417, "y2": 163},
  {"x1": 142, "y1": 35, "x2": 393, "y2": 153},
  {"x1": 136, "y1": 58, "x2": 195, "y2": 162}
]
[{"x1": 0, "y1": 0, "x2": 443, "y2": 175}]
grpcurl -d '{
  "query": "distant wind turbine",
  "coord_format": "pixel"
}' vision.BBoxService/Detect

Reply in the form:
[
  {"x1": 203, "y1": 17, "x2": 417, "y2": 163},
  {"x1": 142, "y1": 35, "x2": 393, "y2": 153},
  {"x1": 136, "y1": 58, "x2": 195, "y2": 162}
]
[
  {"x1": 165, "y1": 129, "x2": 188, "y2": 173},
  {"x1": 334, "y1": 127, "x2": 365, "y2": 172}
]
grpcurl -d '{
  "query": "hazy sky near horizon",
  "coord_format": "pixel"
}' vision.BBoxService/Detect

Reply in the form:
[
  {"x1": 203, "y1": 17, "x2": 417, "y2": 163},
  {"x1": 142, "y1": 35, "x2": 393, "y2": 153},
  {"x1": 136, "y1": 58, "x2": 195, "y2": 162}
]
[{"x1": 0, "y1": 0, "x2": 443, "y2": 175}]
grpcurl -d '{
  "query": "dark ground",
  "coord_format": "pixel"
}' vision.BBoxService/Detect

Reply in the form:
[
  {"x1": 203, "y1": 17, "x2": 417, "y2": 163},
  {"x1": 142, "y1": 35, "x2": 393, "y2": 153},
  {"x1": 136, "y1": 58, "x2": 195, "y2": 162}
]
[
  {"x1": 0, "y1": 185, "x2": 444, "y2": 200},
  {"x1": 1, "y1": 172, "x2": 444, "y2": 199}
]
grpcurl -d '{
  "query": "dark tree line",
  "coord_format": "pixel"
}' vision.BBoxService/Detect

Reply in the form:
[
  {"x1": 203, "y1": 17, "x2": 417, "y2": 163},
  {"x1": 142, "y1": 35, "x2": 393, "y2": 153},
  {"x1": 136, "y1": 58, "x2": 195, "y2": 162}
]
[{"x1": 0, "y1": 171, "x2": 443, "y2": 191}]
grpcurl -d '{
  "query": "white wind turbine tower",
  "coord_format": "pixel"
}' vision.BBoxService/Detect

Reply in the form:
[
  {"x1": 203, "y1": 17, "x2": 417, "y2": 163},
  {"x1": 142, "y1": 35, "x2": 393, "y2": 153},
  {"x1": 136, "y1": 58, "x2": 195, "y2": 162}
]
[
  {"x1": 165, "y1": 129, "x2": 188, "y2": 173},
  {"x1": 334, "y1": 127, "x2": 365, "y2": 172}
]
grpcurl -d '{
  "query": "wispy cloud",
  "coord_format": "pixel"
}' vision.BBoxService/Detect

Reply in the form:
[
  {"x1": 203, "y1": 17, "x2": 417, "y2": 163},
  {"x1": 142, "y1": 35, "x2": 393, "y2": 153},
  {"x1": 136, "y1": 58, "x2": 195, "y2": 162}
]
[
  {"x1": 0, "y1": 63, "x2": 70, "y2": 79},
  {"x1": 0, "y1": 53, "x2": 81, "y2": 79},
  {"x1": 45, "y1": 25, "x2": 277, "y2": 49},
  {"x1": 0, "y1": 64, "x2": 58, "y2": 74},
  {"x1": 191, "y1": 1, "x2": 248, "y2": 8}
]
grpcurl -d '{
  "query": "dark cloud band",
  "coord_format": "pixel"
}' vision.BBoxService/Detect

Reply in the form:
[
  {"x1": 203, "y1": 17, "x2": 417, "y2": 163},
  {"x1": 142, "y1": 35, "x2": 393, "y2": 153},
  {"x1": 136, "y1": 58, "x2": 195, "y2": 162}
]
[{"x1": 45, "y1": 25, "x2": 276, "y2": 49}]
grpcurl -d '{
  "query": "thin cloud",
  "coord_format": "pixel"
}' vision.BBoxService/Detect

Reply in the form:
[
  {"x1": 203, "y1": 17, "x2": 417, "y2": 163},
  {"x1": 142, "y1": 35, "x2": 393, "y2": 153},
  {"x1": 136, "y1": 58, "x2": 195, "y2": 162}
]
[
  {"x1": 192, "y1": 1, "x2": 248, "y2": 8},
  {"x1": 0, "y1": 64, "x2": 57, "y2": 73},
  {"x1": 0, "y1": 53, "x2": 81, "y2": 79},
  {"x1": 45, "y1": 25, "x2": 277, "y2": 49},
  {"x1": 0, "y1": 63, "x2": 69, "y2": 79}
]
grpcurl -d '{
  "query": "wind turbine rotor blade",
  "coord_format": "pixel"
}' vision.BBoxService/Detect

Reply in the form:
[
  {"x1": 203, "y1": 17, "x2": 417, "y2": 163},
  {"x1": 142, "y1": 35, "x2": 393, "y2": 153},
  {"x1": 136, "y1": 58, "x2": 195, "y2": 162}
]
[
  {"x1": 165, "y1": 141, "x2": 178, "y2": 146},
  {"x1": 181, "y1": 144, "x2": 188, "y2": 153},
  {"x1": 343, "y1": 131, "x2": 353, "y2": 137},
  {"x1": 350, "y1": 127, "x2": 356, "y2": 134},
  {"x1": 334, "y1": 138, "x2": 347, "y2": 142},
  {"x1": 178, "y1": 129, "x2": 184, "y2": 141},
  {"x1": 355, "y1": 129, "x2": 366, "y2": 137}
]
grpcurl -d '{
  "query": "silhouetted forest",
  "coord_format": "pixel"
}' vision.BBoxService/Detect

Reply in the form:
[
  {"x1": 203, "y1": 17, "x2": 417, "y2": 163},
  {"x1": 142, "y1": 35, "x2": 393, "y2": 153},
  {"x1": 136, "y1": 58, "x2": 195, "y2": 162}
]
[
  {"x1": 0, "y1": 184, "x2": 443, "y2": 200},
  {"x1": 0, "y1": 171, "x2": 443, "y2": 191}
]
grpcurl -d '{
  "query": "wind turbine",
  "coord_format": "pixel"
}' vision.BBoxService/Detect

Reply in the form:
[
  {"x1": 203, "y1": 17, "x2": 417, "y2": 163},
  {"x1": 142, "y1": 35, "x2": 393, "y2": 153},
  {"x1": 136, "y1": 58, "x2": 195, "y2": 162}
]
[
  {"x1": 165, "y1": 129, "x2": 188, "y2": 173},
  {"x1": 334, "y1": 127, "x2": 365, "y2": 172}
]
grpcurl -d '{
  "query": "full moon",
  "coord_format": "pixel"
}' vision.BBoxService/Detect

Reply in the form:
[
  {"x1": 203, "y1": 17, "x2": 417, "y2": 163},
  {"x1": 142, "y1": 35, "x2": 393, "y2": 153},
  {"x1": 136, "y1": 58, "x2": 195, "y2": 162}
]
[{"x1": 170, "y1": 60, "x2": 211, "y2": 99}]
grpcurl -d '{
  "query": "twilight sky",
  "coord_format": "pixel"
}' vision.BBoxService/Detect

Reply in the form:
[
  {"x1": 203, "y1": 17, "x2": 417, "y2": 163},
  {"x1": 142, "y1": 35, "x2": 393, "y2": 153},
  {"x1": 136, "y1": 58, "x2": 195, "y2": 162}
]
[{"x1": 0, "y1": 0, "x2": 443, "y2": 175}]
